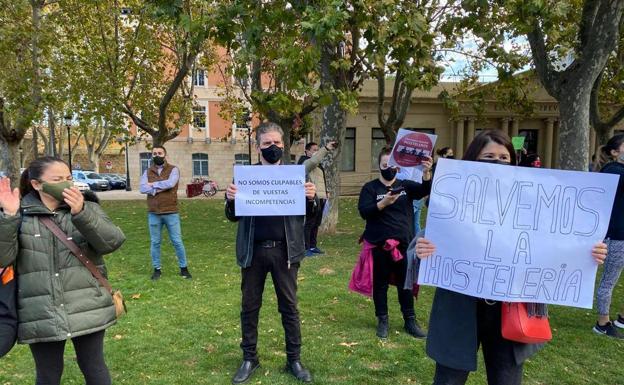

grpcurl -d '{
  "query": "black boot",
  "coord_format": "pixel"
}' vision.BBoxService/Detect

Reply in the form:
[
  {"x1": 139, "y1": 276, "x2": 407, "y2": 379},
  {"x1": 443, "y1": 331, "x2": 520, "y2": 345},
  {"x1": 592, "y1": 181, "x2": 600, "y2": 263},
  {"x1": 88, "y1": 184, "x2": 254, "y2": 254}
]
[
  {"x1": 404, "y1": 316, "x2": 426, "y2": 339},
  {"x1": 286, "y1": 360, "x2": 313, "y2": 383},
  {"x1": 376, "y1": 315, "x2": 389, "y2": 339},
  {"x1": 232, "y1": 360, "x2": 260, "y2": 384}
]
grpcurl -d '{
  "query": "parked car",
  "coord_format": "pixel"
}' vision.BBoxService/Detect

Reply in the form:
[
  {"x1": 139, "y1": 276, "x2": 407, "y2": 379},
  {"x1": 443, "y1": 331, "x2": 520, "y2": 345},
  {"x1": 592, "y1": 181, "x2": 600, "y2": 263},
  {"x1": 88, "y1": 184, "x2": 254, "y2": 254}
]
[
  {"x1": 73, "y1": 180, "x2": 91, "y2": 192},
  {"x1": 72, "y1": 170, "x2": 111, "y2": 191},
  {"x1": 100, "y1": 174, "x2": 126, "y2": 190},
  {"x1": 111, "y1": 173, "x2": 127, "y2": 183}
]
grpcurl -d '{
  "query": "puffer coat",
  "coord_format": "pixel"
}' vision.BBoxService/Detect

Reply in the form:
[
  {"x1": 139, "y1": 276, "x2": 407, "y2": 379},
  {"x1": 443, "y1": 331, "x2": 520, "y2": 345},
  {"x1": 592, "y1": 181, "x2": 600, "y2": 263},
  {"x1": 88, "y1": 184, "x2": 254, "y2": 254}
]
[{"x1": 0, "y1": 192, "x2": 125, "y2": 344}]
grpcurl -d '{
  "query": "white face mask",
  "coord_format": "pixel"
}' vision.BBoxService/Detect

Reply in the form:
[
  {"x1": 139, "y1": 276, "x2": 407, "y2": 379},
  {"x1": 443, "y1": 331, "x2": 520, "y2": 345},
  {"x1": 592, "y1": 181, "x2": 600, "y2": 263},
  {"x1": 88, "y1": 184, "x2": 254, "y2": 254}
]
[{"x1": 618, "y1": 152, "x2": 624, "y2": 162}]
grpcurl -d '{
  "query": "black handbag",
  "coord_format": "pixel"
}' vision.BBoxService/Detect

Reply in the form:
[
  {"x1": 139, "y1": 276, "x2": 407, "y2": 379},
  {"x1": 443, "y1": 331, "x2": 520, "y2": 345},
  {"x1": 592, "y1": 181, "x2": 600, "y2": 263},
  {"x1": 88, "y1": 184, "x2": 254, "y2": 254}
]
[{"x1": 0, "y1": 266, "x2": 17, "y2": 357}]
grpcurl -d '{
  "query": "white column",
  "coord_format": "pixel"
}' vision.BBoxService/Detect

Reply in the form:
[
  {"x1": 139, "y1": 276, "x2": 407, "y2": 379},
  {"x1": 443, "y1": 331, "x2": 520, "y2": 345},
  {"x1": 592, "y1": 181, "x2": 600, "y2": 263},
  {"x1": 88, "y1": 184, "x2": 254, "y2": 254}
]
[
  {"x1": 467, "y1": 118, "x2": 476, "y2": 141},
  {"x1": 544, "y1": 118, "x2": 554, "y2": 168},
  {"x1": 511, "y1": 118, "x2": 520, "y2": 137},
  {"x1": 456, "y1": 118, "x2": 465, "y2": 156}
]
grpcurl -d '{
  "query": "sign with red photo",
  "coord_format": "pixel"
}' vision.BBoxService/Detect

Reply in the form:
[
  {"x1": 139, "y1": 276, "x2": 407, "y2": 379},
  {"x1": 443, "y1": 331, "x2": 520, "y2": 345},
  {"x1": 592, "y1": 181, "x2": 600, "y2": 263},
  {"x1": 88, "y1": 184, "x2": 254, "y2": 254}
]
[{"x1": 389, "y1": 129, "x2": 436, "y2": 168}]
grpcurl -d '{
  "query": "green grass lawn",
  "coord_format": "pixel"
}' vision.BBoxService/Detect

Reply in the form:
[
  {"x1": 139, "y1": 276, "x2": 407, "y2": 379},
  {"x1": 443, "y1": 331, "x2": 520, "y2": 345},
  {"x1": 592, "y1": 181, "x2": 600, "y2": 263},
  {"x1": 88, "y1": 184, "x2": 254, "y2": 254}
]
[{"x1": 1, "y1": 198, "x2": 623, "y2": 384}]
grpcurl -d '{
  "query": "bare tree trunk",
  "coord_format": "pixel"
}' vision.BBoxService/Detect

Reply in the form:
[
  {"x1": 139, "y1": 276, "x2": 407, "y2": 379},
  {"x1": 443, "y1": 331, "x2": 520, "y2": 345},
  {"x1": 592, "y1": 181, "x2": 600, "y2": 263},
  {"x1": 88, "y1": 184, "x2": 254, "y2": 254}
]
[
  {"x1": 92, "y1": 152, "x2": 100, "y2": 172},
  {"x1": 558, "y1": 91, "x2": 591, "y2": 170},
  {"x1": 48, "y1": 108, "x2": 56, "y2": 156},
  {"x1": 594, "y1": 127, "x2": 612, "y2": 153},
  {"x1": 319, "y1": 96, "x2": 347, "y2": 234},
  {"x1": 278, "y1": 116, "x2": 295, "y2": 164},
  {"x1": 31, "y1": 126, "x2": 39, "y2": 159},
  {"x1": 526, "y1": 0, "x2": 624, "y2": 170},
  {"x1": 57, "y1": 126, "x2": 65, "y2": 158},
  {"x1": 0, "y1": 137, "x2": 21, "y2": 184},
  {"x1": 36, "y1": 125, "x2": 49, "y2": 156}
]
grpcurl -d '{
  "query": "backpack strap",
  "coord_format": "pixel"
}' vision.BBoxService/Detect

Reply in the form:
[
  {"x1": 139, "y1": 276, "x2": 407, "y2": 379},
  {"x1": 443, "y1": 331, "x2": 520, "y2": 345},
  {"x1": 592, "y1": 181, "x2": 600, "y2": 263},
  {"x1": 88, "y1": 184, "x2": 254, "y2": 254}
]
[{"x1": 38, "y1": 216, "x2": 112, "y2": 294}]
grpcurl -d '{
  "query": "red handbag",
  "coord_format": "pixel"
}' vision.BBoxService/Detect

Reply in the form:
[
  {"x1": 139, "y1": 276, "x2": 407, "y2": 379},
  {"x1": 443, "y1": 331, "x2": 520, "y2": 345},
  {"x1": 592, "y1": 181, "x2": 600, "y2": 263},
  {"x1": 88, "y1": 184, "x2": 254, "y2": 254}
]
[{"x1": 501, "y1": 302, "x2": 552, "y2": 344}]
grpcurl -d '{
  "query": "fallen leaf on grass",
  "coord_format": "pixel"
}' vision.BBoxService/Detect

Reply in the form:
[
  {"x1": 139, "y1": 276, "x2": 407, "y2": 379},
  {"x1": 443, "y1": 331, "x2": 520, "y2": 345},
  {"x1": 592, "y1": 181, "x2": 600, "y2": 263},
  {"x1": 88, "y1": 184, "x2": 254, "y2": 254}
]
[
  {"x1": 131, "y1": 293, "x2": 141, "y2": 299},
  {"x1": 338, "y1": 342, "x2": 359, "y2": 347},
  {"x1": 113, "y1": 335, "x2": 123, "y2": 340},
  {"x1": 318, "y1": 267, "x2": 335, "y2": 275}
]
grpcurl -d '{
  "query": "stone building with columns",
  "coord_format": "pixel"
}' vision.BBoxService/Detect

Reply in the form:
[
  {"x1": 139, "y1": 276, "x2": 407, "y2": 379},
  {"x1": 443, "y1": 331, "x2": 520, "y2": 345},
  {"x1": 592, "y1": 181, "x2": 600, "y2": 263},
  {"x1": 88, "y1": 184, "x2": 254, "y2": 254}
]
[
  {"x1": 126, "y1": 74, "x2": 624, "y2": 195},
  {"x1": 329, "y1": 78, "x2": 624, "y2": 195}
]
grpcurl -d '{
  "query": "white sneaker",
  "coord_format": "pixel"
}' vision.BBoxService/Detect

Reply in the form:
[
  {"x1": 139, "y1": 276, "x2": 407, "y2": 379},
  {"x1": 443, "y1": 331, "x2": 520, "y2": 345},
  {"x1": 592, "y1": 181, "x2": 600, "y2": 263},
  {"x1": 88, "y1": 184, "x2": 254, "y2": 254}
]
[{"x1": 614, "y1": 315, "x2": 624, "y2": 329}]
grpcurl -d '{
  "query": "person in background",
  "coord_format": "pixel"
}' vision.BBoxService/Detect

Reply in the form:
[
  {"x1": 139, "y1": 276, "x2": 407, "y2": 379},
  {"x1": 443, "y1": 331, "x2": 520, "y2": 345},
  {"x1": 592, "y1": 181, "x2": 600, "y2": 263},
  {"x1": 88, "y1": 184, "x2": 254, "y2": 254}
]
[
  {"x1": 415, "y1": 130, "x2": 608, "y2": 385},
  {"x1": 518, "y1": 153, "x2": 542, "y2": 168},
  {"x1": 297, "y1": 141, "x2": 337, "y2": 257},
  {"x1": 592, "y1": 134, "x2": 624, "y2": 338},
  {"x1": 226, "y1": 122, "x2": 318, "y2": 384},
  {"x1": 430, "y1": 146, "x2": 455, "y2": 177},
  {"x1": 436, "y1": 146, "x2": 454, "y2": 160},
  {"x1": 589, "y1": 154, "x2": 597, "y2": 172},
  {"x1": 357, "y1": 147, "x2": 432, "y2": 339},
  {"x1": 419, "y1": 146, "x2": 455, "y2": 227},
  {"x1": 0, "y1": 157, "x2": 125, "y2": 385},
  {"x1": 140, "y1": 145, "x2": 191, "y2": 280}
]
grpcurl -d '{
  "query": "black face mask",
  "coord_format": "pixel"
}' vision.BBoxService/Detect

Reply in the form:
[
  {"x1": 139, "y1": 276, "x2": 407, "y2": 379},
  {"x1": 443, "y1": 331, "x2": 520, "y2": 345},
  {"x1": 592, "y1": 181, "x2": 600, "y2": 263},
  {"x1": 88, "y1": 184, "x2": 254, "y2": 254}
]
[
  {"x1": 445, "y1": 155, "x2": 455, "y2": 159},
  {"x1": 380, "y1": 167, "x2": 397, "y2": 181},
  {"x1": 261, "y1": 144, "x2": 283, "y2": 164},
  {"x1": 477, "y1": 158, "x2": 510, "y2": 165},
  {"x1": 153, "y1": 156, "x2": 165, "y2": 166}
]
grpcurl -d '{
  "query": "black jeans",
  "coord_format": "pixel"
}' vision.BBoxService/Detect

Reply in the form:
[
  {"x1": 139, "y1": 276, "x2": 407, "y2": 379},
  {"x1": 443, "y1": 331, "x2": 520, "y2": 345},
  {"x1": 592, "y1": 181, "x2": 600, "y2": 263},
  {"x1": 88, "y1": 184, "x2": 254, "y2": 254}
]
[
  {"x1": 240, "y1": 243, "x2": 301, "y2": 362},
  {"x1": 372, "y1": 245, "x2": 414, "y2": 318},
  {"x1": 432, "y1": 301, "x2": 523, "y2": 385},
  {"x1": 304, "y1": 198, "x2": 325, "y2": 249},
  {"x1": 29, "y1": 330, "x2": 111, "y2": 385}
]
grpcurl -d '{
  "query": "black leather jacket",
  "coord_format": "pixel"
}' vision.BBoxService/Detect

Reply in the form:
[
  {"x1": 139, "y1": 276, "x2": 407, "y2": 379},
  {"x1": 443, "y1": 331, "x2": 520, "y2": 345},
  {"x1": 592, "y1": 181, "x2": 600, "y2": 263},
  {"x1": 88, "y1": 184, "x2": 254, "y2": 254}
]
[{"x1": 225, "y1": 191, "x2": 318, "y2": 268}]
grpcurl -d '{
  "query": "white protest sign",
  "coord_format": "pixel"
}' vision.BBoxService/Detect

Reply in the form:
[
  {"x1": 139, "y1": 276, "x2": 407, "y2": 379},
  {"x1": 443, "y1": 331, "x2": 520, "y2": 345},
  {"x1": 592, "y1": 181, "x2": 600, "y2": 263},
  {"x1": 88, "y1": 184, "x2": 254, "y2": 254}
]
[
  {"x1": 388, "y1": 128, "x2": 437, "y2": 183},
  {"x1": 418, "y1": 158, "x2": 619, "y2": 309},
  {"x1": 234, "y1": 165, "x2": 306, "y2": 216}
]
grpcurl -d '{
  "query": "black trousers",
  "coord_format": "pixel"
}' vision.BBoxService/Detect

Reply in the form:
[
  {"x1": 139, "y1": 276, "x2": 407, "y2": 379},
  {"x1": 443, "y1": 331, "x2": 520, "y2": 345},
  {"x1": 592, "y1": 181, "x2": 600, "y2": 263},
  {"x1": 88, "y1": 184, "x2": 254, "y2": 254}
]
[
  {"x1": 29, "y1": 330, "x2": 111, "y2": 385},
  {"x1": 372, "y1": 245, "x2": 414, "y2": 318},
  {"x1": 304, "y1": 198, "x2": 326, "y2": 249},
  {"x1": 240, "y1": 244, "x2": 301, "y2": 362},
  {"x1": 432, "y1": 301, "x2": 523, "y2": 385}
]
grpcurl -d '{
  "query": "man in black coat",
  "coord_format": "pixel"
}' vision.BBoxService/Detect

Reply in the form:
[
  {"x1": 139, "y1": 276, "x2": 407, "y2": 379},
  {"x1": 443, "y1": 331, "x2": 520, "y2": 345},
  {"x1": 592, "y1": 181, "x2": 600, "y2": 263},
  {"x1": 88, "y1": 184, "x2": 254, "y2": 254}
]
[{"x1": 225, "y1": 122, "x2": 318, "y2": 384}]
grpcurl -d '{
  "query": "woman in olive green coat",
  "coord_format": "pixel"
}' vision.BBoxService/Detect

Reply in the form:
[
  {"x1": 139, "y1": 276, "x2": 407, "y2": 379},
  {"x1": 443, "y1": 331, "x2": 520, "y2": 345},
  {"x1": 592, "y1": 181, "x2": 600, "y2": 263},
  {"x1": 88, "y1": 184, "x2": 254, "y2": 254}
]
[{"x1": 0, "y1": 156, "x2": 125, "y2": 385}]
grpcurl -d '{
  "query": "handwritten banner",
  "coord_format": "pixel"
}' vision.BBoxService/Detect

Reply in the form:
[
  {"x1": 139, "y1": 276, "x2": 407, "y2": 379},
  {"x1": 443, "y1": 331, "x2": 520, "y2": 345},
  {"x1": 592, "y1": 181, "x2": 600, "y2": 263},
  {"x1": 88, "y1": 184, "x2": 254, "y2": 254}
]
[
  {"x1": 417, "y1": 159, "x2": 619, "y2": 309},
  {"x1": 388, "y1": 129, "x2": 437, "y2": 183},
  {"x1": 234, "y1": 165, "x2": 306, "y2": 216}
]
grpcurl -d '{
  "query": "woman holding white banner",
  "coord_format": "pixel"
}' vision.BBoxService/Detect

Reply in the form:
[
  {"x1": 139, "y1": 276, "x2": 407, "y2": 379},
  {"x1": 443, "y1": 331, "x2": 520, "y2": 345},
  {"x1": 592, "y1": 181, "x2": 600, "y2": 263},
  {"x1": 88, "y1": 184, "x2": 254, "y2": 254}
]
[
  {"x1": 415, "y1": 130, "x2": 608, "y2": 385},
  {"x1": 354, "y1": 147, "x2": 432, "y2": 339},
  {"x1": 592, "y1": 133, "x2": 624, "y2": 339}
]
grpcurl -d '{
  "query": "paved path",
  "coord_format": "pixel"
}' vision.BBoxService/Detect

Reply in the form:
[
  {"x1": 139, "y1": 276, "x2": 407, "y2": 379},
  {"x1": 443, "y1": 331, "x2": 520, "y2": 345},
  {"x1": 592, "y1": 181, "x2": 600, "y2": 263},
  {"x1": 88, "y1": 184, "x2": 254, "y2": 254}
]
[{"x1": 95, "y1": 189, "x2": 222, "y2": 201}]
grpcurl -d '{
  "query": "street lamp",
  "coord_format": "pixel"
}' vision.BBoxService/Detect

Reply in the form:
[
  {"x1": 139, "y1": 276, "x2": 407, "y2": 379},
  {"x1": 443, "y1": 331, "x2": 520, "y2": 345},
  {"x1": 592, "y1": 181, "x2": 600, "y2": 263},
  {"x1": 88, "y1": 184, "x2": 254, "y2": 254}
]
[
  {"x1": 64, "y1": 114, "x2": 72, "y2": 171},
  {"x1": 243, "y1": 109, "x2": 252, "y2": 165},
  {"x1": 124, "y1": 133, "x2": 131, "y2": 191}
]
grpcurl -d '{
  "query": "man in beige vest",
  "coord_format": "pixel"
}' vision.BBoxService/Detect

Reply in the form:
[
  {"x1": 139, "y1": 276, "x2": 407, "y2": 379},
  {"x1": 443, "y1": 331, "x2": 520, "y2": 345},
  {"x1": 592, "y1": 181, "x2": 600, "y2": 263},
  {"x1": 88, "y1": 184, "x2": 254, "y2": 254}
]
[{"x1": 139, "y1": 145, "x2": 191, "y2": 280}]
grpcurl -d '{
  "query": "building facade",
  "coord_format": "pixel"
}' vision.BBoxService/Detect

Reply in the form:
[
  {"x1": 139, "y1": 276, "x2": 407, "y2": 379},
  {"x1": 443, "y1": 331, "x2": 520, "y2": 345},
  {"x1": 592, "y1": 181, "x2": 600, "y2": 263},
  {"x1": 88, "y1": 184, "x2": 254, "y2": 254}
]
[{"x1": 126, "y1": 73, "x2": 624, "y2": 195}]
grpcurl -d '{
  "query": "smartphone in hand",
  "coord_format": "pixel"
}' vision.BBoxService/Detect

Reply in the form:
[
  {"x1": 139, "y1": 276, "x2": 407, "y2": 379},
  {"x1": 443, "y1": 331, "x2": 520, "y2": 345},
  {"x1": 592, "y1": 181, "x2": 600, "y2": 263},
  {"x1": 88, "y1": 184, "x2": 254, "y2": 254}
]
[{"x1": 389, "y1": 186, "x2": 405, "y2": 195}]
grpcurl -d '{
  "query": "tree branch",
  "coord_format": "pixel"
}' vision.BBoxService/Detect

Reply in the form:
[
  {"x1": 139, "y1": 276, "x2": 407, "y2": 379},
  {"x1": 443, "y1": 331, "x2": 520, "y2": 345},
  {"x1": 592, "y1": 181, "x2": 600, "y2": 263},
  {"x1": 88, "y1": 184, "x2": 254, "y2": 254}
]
[
  {"x1": 526, "y1": 23, "x2": 561, "y2": 97},
  {"x1": 377, "y1": 69, "x2": 387, "y2": 129},
  {"x1": 578, "y1": 0, "x2": 602, "y2": 54},
  {"x1": 591, "y1": 69, "x2": 624, "y2": 132},
  {"x1": 123, "y1": 103, "x2": 154, "y2": 135},
  {"x1": 157, "y1": 50, "x2": 196, "y2": 133}
]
